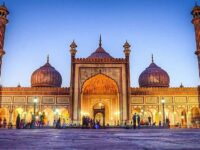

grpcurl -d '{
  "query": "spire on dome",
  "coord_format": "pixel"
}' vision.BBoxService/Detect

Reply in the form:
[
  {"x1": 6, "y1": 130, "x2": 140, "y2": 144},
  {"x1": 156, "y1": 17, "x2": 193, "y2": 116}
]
[
  {"x1": 47, "y1": 55, "x2": 49, "y2": 63},
  {"x1": 99, "y1": 34, "x2": 102, "y2": 47},
  {"x1": 151, "y1": 54, "x2": 154, "y2": 63}
]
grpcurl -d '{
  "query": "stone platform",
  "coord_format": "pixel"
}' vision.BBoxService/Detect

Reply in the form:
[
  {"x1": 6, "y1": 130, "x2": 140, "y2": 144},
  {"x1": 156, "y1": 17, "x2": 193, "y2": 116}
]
[{"x1": 0, "y1": 128, "x2": 200, "y2": 150}]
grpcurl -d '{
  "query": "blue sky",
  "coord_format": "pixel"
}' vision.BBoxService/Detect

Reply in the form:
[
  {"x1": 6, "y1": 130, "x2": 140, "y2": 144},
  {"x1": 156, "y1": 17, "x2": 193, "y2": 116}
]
[{"x1": 1, "y1": 0, "x2": 199, "y2": 87}]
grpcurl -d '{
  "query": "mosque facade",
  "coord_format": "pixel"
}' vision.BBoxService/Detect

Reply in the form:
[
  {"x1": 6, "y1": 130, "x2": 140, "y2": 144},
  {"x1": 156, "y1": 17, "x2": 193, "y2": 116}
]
[{"x1": 0, "y1": 4, "x2": 199, "y2": 127}]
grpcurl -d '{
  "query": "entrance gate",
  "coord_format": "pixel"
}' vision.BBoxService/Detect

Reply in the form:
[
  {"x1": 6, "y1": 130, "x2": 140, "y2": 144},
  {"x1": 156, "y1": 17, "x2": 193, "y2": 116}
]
[{"x1": 93, "y1": 107, "x2": 105, "y2": 127}]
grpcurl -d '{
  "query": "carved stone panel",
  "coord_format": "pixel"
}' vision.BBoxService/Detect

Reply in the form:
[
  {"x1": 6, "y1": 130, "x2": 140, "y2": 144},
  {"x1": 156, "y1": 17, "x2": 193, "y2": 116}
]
[
  {"x1": 1, "y1": 96, "x2": 12, "y2": 103},
  {"x1": 14, "y1": 96, "x2": 26, "y2": 103},
  {"x1": 56, "y1": 97, "x2": 69, "y2": 104},
  {"x1": 174, "y1": 97, "x2": 187, "y2": 103},
  {"x1": 146, "y1": 97, "x2": 158, "y2": 104},
  {"x1": 79, "y1": 67, "x2": 121, "y2": 90},
  {"x1": 42, "y1": 97, "x2": 54, "y2": 104},
  {"x1": 28, "y1": 96, "x2": 40, "y2": 103},
  {"x1": 131, "y1": 97, "x2": 144, "y2": 104},
  {"x1": 188, "y1": 97, "x2": 199, "y2": 103},
  {"x1": 163, "y1": 96, "x2": 173, "y2": 103}
]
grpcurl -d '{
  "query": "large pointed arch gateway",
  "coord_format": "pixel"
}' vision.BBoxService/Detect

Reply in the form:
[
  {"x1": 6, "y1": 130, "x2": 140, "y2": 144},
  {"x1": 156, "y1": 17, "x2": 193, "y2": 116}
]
[
  {"x1": 81, "y1": 74, "x2": 120, "y2": 125},
  {"x1": 70, "y1": 38, "x2": 130, "y2": 124}
]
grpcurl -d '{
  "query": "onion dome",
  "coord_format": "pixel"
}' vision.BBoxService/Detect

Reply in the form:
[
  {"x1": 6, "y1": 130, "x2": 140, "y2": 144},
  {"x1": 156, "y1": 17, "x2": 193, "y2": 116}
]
[
  {"x1": 139, "y1": 55, "x2": 170, "y2": 87},
  {"x1": 31, "y1": 56, "x2": 62, "y2": 87},
  {"x1": 88, "y1": 35, "x2": 113, "y2": 58}
]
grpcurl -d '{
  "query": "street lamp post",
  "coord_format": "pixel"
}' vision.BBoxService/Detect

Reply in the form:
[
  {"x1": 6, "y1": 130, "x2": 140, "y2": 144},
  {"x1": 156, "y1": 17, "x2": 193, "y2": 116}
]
[
  {"x1": 9, "y1": 102, "x2": 13, "y2": 126},
  {"x1": 33, "y1": 97, "x2": 38, "y2": 120},
  {"x1": 161, "y1": 98, "x2": 165, "y2": 127},
  {"x1": 54, "y1": 108, "x2": 59, "y2": 120}
]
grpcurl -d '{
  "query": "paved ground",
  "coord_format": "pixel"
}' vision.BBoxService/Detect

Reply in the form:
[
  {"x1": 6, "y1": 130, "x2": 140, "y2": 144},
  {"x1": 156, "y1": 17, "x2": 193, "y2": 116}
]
[{"x1": 0, "y1": 128, "x2": 200, "y2": 150}]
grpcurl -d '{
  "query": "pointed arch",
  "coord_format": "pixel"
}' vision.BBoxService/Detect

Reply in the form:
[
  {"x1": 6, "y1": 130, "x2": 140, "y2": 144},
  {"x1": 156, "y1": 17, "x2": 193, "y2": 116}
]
[
  {"x1": 81, "y1": 73, "x2": 120, "y2": 125},
  {"x1": 81, "y1": 73, "x2": 119, "y2": 95}
]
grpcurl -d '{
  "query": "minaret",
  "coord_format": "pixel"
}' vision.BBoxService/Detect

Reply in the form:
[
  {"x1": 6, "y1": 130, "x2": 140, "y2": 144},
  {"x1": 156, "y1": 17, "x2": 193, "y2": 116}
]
[
  {"x1": 69, "y1": 40, "x2": 77, "y2": 122},
  {"x1": 0, "y1": 3, "x2": 8, "y2": 77},
  {"x1": 191, "y1": 2, "x2": 200, "y2": 79},
  {"x1": 123, "y1": 41, "x2": 131, "y2": 120}
]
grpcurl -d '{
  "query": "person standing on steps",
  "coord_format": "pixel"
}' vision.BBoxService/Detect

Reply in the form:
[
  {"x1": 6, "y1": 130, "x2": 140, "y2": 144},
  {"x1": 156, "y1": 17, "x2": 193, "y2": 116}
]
[
  {"x1": 132, "y1": 113, "x2": 137, "y2": 129},
  {"x1": 137, "y1": 114, "x2": 140, "y2": 129}
]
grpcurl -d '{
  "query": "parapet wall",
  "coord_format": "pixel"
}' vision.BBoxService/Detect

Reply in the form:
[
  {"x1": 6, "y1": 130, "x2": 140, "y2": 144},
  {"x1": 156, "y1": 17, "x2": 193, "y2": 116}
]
[{"x1": 131, "y1": 87, "x2": 199, "y2": 96}]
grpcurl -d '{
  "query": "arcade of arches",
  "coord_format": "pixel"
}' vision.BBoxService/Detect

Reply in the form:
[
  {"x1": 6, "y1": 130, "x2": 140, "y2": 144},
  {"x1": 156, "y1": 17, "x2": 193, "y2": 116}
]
[
  {"x1": 131, "y1": 105, "x2": 200, "y2": 126},
  {"x1": 0, "y1": 107, "x2": 70, "y2": 126}
]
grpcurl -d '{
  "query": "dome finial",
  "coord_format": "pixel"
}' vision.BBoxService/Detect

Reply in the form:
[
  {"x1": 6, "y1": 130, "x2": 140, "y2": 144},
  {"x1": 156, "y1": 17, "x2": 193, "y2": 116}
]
[
  {"x1": 17, "y1": 82, "x2": 21, "y2": 87},
  {"x1": 99, "y1": 34, "x2": 102, "y2": 47},
  {"x1": 180, "y1": 82, "x2": 184, "y2": 88},
  {"x1": 47, "y1": 54, "x2": 49, "y2": 63},
  {"x1": 151, "y1": 54, "x2": 154, "y2": 63}
]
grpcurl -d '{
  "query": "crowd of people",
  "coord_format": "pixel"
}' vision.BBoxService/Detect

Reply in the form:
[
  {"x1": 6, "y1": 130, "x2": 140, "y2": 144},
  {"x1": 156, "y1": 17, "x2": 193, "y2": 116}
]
[
  {"x1": 1, "y1": 113, "x2": 171, "y2": 129},
  {"x1": 82, "y1": 116, "x2": 101, "y2": 129},
  {"x1": 16, "y1": 113, "x2": 46, "y2": 129},
  {"x1": 15, "y1": 113, "x2": 70, "y2": 129},
  {"x1": 132, "y1": 113, "x2": 170, "y2": 129}
]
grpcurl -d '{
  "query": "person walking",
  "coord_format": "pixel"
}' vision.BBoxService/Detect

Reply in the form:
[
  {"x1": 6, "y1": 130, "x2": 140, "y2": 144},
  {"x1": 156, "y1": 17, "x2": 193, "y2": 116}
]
[
  {"x1": 132, "y1": 113, "x2": 137, "y2": 129},
  {"x1": 56, "y1": 118, "x2": 61, "y2": 129},
  {"x1": 159, "y1": 121, "x2": 161, "y2": 127},
  {"x1": 137, "y1": 114, "x2": 140, "y2": 129},
  {"x1": 148, "y1": 116, "x2": 151, "y2": 126},
  {"x1": 166, "y1": 118, "x2": 170, "y2": 128},
  {"x1": 16, "y1": 114, "x2": 20, "y2": 129},
  {"x1": 3, "y1": 118, "x2": 7, "y2": 128},
  {"x1": 53, "y1": 120, "x2": 56, "y2": 128}
]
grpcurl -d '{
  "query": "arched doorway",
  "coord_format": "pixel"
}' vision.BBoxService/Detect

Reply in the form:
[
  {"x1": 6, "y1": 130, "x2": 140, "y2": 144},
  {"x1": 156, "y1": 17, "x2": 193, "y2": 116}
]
[
  {"x1": 81, "y1": 74, "x2": 119, "y2": 125},
  {"x1": 13, "y1": 108, "x2": 24, "y2": 125},
  {"x1": 93, "y1": 103, "x2": 105, "y2": 126},
  {"x1": 43, "y1": 108, "x2": 54, "y2": 126},
  {"x1": 60, "y1": 108, "x2": 70, "y2": 124},
  {"x1": 181, "y1": 110, "x2": 187, "y2": 126},
  {"x1": 191, "y1": 107, "x2": 200, "y2": 126}
]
